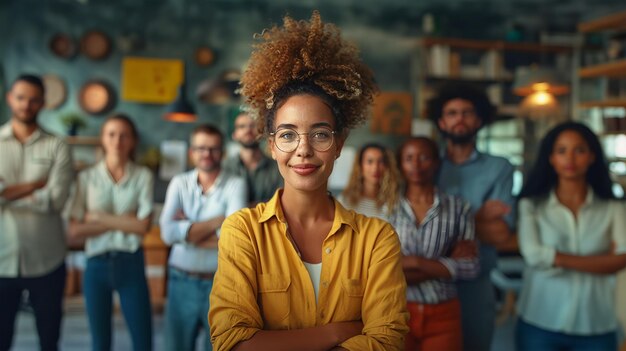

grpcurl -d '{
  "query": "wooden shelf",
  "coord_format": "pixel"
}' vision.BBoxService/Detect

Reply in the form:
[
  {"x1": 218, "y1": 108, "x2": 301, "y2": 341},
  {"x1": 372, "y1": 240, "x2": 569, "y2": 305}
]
[
  {"x1": 579, "y1": 59, "x2": 626, "y2": 78},
  {"x1": 578, "y1": 100, "x2": 626, "y2": 108},
  {"x1": 65, "y1": 136, "x2": 101, "y2": 146},
  {"x1": 419, "y1": 37, "x2": 572, "y2": 53},
  {"x1": 578, "y1": 11, "x2": 626, "y2": 33},
  {"x1": 424, "y1": 75, "x2": 512, "y2": 84},
  {"x1": 600, "y1": 131, "x2": 626, "y2": 136}
]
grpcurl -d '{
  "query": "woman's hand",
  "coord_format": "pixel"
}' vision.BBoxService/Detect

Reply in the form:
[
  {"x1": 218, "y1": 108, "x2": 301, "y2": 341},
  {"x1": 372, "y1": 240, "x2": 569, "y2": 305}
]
[
  {"x1": 475, "y1": 200, "x2": 510, "y2": 221},
  {"x1": 84, "y1": 211, "x2": 105, "y2": 224},
  {"x1": 451, "y1": 240, "x2": 478, "y2": 259},
  {"x1": 326, "y1": 321, "x2": 363, "y2": 346}
]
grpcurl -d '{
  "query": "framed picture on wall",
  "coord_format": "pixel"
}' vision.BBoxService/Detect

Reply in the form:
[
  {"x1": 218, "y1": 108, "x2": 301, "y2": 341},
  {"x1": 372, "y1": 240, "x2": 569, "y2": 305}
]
[{"x1": 370, "y1": 92, "x2": 413, "y2": 136}]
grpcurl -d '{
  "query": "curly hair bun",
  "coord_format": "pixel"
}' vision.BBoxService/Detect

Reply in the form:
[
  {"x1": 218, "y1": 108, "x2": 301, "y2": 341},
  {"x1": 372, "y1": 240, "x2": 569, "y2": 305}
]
[{"x1": 240, "y1": 10, "x2": 378, "y2": 133}]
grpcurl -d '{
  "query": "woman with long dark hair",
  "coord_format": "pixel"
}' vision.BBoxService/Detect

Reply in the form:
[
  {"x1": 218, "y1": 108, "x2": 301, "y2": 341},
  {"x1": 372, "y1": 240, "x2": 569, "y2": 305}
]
[
  {"x1": 516, "y1": 121, "x2": 626, "y2": 351},
  {"x1": 338, "y1": 143, "x2": 400, "y2": 221}
]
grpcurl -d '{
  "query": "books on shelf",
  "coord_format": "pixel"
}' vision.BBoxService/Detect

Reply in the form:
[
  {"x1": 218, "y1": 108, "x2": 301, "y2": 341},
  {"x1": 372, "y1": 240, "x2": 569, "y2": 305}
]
[{"x1": 427, "y1": 45, "x2": 502, "y2": 80}]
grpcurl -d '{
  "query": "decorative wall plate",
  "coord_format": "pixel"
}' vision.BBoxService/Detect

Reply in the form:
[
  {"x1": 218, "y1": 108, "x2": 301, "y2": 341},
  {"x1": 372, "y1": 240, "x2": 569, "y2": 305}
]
[
  {"x1": 80, "y1": 30, "x2": 112, "y2": 60},
  {"x1": 49, "y1": 33, "x2": 77, "y2": 59},
  {"x1": 42, "y1": 74, "x2": 67, "y2": 109},
  {"x1": 78, "y1": 80, "x2": 116, "y2": 115},
  {"x1": 194, "y1": 46, "x2": 215, "y2": 67}
]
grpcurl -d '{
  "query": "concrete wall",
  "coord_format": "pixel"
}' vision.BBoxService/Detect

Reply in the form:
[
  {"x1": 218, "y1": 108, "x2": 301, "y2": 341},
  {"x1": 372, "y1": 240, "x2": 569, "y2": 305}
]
[{"x1": 1, "y1": 0, "x2": 623, "y2": 156}]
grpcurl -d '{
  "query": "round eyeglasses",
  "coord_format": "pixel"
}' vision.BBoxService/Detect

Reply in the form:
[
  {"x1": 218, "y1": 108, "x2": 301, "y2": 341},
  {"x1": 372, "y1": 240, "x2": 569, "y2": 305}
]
[{"x1": 269, "y1": 127, "x2": 336, "y2": 153}]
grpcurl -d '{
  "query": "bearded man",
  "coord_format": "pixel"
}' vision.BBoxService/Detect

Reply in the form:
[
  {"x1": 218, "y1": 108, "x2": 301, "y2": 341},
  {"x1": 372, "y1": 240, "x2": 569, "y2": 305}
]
[{"x1": 428, "y1": 83, "x2": 517, "y2": 351}]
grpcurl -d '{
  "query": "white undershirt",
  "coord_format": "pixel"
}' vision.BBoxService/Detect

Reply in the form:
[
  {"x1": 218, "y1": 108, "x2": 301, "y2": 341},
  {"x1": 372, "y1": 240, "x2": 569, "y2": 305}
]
[{"x1": 303, "y1": 261, "x2": 322, "y2": 302}]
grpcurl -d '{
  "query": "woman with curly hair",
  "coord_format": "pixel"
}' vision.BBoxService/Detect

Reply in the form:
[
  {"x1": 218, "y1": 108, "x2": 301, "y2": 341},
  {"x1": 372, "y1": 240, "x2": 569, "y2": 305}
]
[
  {"x1": 209, "y1": 11, "x2": 408, "y2": 351},
  {"x1": 338, "y1": 143, "x2": 400, "y2": 221},
  {"x1": 516, "y1": 122, "x2": 626, "y2": 351}
]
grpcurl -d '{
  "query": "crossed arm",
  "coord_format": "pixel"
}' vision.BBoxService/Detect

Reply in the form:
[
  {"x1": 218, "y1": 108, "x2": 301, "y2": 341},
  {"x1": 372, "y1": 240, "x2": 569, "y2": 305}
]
[
  {"x1": 0, "y1": 179, "x2": 47, "y2": 201},
  {"x1": 68, "y1": 168, "x2": 154, "y2": 240},
  {"x1": 519, "y1": 198, "x2": 626, "y2": 275},
  {"x1": 475, "y1": 200, "x2": 517, "y2": 251},
  {"x1": 402, "y1": 200, "x2": 480, "y2": 284},
  {"x1": 402, "y1": 240, "x2": 478, "y2": 284},
  {"x1": 1, "y1": 142, "x2": 74, "y2": 212},
  {"x1": 174, "y1": 210, "x2": 224, "y2": 248},
  {"x1": 68, "y1": 211, "x2": 152, "y2": 240}
]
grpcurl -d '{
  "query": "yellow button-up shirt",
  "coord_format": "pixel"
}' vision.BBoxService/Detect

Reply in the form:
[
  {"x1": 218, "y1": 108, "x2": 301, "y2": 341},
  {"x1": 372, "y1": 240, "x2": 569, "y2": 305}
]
[{"x1": 209, "y1": 191, "x2": 408, "y2": 350}]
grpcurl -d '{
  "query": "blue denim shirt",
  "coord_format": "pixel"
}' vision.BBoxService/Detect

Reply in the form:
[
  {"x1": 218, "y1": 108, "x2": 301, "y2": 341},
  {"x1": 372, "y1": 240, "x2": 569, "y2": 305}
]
[{"x1": 437, "y1": 149, "x2": 516, "y2": 274}]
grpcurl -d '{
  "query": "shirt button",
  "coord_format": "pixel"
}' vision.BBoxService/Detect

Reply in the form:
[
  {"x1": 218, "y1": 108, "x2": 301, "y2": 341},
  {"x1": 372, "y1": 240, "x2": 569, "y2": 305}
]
[
  {"x1": 322, "y1": 281, "x2": 328, "y2": 287},
  {"x1": 325, "y1": 248, "x2": 331, "y2": 254}
]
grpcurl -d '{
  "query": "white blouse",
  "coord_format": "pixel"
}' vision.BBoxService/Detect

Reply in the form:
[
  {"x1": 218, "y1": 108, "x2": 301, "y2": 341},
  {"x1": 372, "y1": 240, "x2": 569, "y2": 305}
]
[
  {"x1": 70, "y1": 161, "x2": 154, "y2": 257},
  {"x1": 517, "y1": 189, "x2": 626, "y2": 335},
  {"x1": 336, "y1": 194, "x2": 390, "y2": 222}
]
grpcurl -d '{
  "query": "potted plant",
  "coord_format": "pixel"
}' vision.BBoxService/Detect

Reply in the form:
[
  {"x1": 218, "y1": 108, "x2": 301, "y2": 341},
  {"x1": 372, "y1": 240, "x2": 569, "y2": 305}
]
[{"x1": 60, "y1": 112, "x2": 87, "y2": 136}]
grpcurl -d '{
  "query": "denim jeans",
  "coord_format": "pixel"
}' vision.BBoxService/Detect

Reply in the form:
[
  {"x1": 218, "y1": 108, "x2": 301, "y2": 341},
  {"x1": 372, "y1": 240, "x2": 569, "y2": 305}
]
[
  {"x1": 84, "y1": 250, "x2": 152, "y2": 351},
  {"x1": 516, "y1": 318, "x2": 618, "y2": 351},
  {"x1": 0, "y1": 263, "x2": 66, "y2": 351},
  {"x1": 164, "y1": 266, "x2": 214, "y2": 351}
]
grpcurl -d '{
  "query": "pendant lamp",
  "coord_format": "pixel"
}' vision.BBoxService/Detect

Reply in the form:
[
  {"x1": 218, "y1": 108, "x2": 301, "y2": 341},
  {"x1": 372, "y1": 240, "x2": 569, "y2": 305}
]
[{"x1": 163, "y1": 66, "x2": 197, "y2": 122}]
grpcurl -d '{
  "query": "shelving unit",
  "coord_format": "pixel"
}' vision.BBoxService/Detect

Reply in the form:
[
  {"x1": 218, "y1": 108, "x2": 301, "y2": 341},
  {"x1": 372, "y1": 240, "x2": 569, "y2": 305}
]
[
  {"x1": 575, "y1": 10, "x2": 626, "y2": 188},
  {"x1": 576, "y1": 11, "x2": 626, "y2": 112},
  {"x1": 65, "y1": 135, "x2": 102, "y2": 171}
]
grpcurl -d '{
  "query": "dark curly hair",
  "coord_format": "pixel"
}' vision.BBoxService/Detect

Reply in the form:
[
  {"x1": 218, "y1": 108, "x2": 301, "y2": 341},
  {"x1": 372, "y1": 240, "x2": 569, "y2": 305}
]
[
  {"x1": 426, "y1": 83, "x2": 496, "y2": 129},
  {"x1": 518, "y1": 121, "x2": 615, "y2": 200},
  {"x1": 240, "y1": 11, "x2": 378, "y2": 136}
]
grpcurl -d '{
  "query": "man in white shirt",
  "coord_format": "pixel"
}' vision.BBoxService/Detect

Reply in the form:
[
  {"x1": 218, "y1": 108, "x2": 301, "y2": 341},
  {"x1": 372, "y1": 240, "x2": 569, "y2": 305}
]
[
  {"x1": 0, "y1": 74, "x2": 74, "y2": 351},
  {"x1": 160, "y1": 124, "x2": 247, "y2": 351}
]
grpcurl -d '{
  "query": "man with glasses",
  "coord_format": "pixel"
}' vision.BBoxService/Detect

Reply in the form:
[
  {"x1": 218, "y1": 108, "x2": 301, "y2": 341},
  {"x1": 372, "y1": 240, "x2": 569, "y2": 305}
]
[
  {"x1": 223, "y1": 110, "x2": 282, "y2": 206},
  {"x1": 159, "y1": 124, "x2": 247, "y2": 351},
  {"x1": 428, "y1": 83, "x2": 517, "y2": 351}
]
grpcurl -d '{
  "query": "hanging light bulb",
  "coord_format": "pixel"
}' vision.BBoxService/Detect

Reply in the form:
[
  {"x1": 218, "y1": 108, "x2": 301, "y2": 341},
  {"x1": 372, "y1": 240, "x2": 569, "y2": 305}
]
[
  {"x1": 513, "y1": 65, "x2": 569, "y2": 119},
  {"x1": 513, "y1": 66, "x2": 569, "y2": 96},
  {"x1": 163, "y1": 84, "x2": 196, "y2": 122},
  {"x1": 526, "y1": 91, "x2": 557, "y2": 106}
]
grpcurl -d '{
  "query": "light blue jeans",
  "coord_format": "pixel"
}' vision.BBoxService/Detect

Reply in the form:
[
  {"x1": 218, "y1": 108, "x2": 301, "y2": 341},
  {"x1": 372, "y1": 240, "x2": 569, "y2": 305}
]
[
  {"x1": 83, "y1": 250, "x2": 153, "y2": 351},
  {"x1": 164, "y1": 266, "x2": 214, "y2": 351}
]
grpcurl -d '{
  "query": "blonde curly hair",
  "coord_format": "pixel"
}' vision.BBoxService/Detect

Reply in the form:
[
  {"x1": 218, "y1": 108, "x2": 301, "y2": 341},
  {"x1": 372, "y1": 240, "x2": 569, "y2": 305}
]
[
  {"x1": 341, "y1": 143, "x2": 401, "y2": 215},
  {"x1": 240, "y1": 10, "x2": 378, "y2": 135}
]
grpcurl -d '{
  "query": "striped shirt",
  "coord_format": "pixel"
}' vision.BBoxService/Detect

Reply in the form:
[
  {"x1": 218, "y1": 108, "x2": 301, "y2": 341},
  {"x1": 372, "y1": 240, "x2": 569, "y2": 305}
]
[{"x1": 390, "y1": 191, "x2": 479, "y2": 304}]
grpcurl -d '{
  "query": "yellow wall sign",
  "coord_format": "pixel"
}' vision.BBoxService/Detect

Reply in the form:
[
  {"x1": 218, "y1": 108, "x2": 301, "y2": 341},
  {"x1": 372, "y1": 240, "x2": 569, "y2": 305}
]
[{"x1": 121, "y1": 57, "x2": 183, "y2": 104}]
